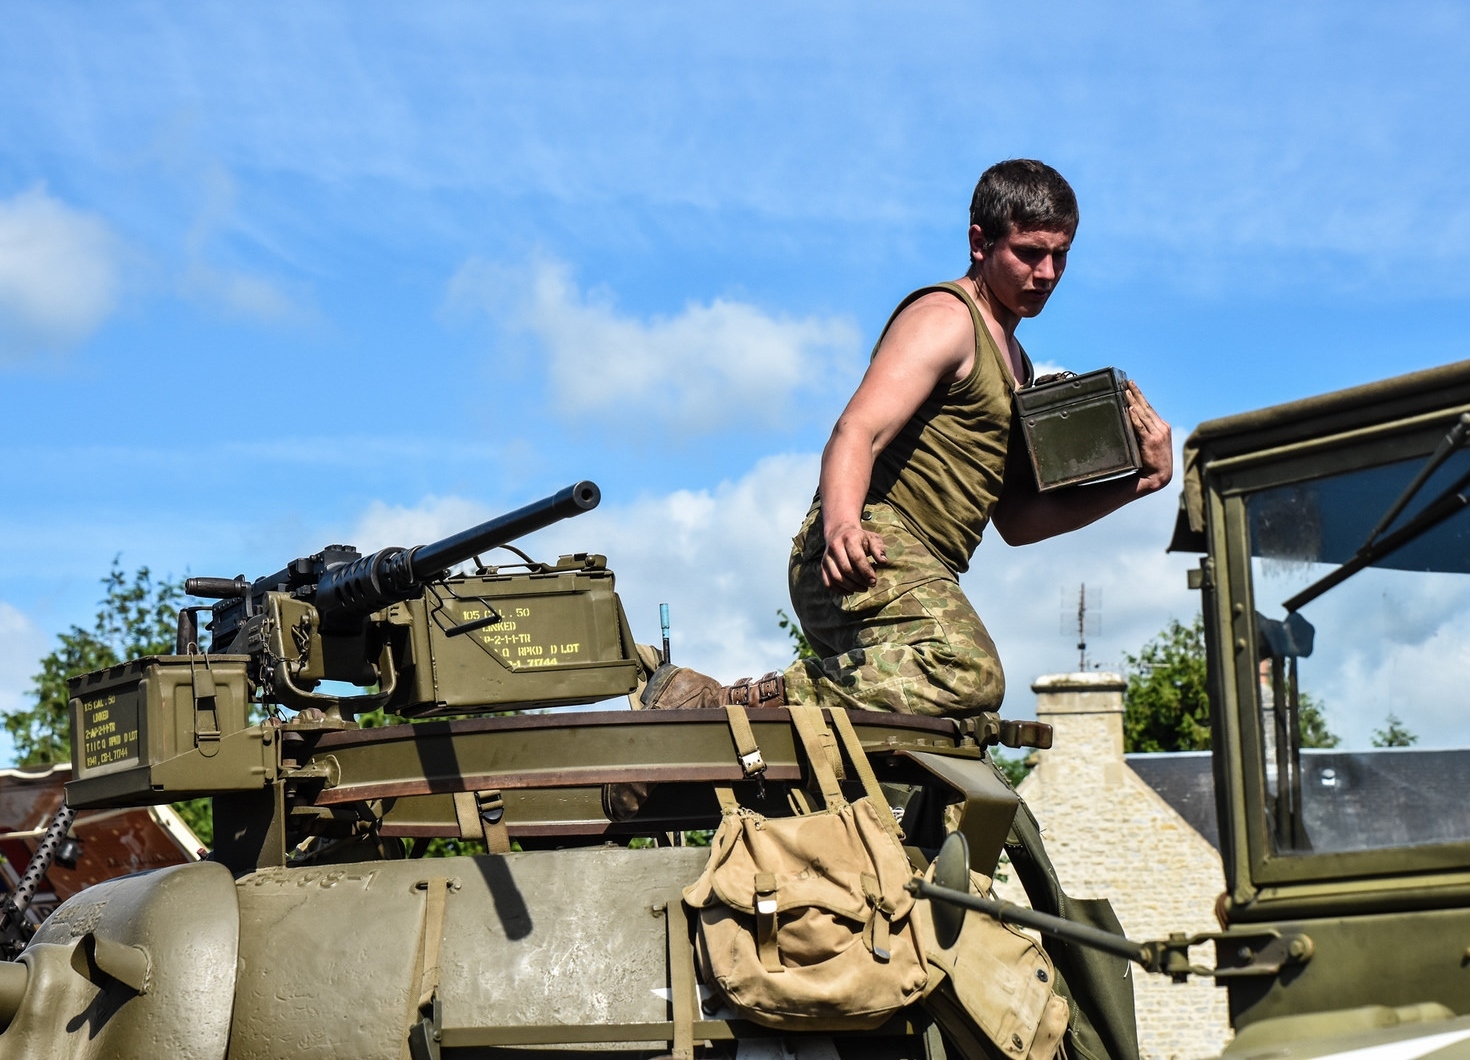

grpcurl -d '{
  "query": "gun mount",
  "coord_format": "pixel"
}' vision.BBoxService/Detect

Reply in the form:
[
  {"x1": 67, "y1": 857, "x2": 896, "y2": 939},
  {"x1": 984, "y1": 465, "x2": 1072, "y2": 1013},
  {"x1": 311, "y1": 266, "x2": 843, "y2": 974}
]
[
  {"x1": 180, "y1": 480, "x2": 613, "y2": 717},
  {"x1": 65, "y1": 482, "x2": 642, "y2": 811}
]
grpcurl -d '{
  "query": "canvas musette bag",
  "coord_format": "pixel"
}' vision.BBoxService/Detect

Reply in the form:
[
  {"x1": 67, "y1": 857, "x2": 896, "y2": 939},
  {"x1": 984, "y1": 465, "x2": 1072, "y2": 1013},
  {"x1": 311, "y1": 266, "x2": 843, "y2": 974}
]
[{"x1": 682, "y1": 703, "x2": 928, "y2": 1031}]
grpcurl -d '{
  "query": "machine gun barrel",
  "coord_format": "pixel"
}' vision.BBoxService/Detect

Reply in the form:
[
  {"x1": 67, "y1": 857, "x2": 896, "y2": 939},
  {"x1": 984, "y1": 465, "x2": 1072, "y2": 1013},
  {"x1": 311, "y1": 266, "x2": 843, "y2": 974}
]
[
  {"x1": 314, "y1": 480, "x2": 601, "y2": 619},
  {"x1": 411, "y1": 481, "x2": 601, "y2": 576}
]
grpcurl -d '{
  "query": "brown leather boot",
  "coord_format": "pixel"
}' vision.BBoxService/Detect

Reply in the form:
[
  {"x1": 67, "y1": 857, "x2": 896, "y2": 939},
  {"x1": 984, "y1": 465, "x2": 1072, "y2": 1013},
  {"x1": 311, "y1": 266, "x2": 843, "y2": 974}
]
[
  {"x1": 639, "y1": 664, "x2": 724, "y2": 709},
  {"x1": 602, "y1": 780, "x2": 655, "y2": 823},
  {"x1": 640, "y1": 665, "x2": 788, "y2": 711},
  {"x1": 606, "y1": 665, "x2": 716, "y2": 822},
  {"x1": 724, "y1": 671, "x2": 787, "y2": 708}
]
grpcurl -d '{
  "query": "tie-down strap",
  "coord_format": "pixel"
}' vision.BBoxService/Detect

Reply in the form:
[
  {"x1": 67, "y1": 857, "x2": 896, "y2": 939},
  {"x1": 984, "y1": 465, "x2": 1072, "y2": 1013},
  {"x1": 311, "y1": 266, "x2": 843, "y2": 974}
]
[{"x1": 723, "y1": 703, "x2": 767, "y2": 779}]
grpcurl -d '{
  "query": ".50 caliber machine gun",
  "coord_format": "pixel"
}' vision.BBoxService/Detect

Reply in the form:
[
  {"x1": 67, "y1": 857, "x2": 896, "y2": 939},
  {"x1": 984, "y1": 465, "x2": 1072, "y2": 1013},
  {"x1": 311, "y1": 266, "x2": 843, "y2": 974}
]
[{"x1": 65, "y1": 481, "x2": 641, "y2": 813}]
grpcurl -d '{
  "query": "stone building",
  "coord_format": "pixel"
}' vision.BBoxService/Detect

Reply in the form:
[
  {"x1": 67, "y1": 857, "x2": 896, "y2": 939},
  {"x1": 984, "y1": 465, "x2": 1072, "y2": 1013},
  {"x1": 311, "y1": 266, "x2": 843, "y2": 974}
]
[{"x1": 992, "y1": 672, "x2": 1231, "y2": 1060}]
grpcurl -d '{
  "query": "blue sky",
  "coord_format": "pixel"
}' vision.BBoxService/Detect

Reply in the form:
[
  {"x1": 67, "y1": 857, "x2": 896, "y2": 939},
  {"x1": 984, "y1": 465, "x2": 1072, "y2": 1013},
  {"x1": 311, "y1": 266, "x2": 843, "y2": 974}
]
[{"x1": 3, "y1": 2, "x2": 1468, "y2": 757}]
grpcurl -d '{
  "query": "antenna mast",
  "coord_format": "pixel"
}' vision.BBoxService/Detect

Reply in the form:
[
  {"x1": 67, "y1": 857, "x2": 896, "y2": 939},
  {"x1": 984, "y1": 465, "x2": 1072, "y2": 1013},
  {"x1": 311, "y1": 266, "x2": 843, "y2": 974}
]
[
  {"x1": 1077, "y1": 585, "x2": 1088, "y2": 671},
  {"x1": 1059, "y1": 584, "x2": 1102, "y2": 671}
]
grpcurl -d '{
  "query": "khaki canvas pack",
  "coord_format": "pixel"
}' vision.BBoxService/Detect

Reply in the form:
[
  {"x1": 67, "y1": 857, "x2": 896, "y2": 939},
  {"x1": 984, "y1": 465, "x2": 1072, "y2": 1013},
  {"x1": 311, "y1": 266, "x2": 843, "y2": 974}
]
[
  {"x1": 913, "y1": 861, "x2": 1071, "y2": 1060},
  {"x1": 682, "y1": 703, "x2": 928, "y2": 1031}
]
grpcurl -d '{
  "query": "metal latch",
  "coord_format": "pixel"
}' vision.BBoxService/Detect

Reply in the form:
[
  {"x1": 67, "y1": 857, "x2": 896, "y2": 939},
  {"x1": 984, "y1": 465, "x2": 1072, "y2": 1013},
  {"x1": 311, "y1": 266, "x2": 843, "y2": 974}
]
[{"x1": 191, "y1": 657, "x2": 221, "y2": 756}]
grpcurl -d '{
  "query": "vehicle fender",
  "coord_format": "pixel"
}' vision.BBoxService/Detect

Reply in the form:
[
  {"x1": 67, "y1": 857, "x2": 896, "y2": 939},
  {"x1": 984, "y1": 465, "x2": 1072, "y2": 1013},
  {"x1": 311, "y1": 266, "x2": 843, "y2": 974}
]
[{"x1": 0, "y1": 860, "x2": 239, "y2": 1060}]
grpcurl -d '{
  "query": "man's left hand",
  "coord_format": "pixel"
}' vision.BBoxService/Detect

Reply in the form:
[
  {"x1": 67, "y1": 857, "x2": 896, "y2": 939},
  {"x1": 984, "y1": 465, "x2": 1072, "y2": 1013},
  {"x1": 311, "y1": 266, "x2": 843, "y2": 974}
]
[{"x1": 1126, "y1": 380, "x2": 1173, "y2": 493}]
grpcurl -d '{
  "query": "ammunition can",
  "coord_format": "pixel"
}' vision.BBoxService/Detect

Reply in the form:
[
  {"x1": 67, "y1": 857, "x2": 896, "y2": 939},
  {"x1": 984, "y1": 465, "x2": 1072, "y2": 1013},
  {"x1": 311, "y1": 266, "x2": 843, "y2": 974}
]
[
  {"x1": 392, "y1": 558, "x2": 640, "y2": 717},
  {"x1": 67, "y1": 656, "x2": 260, "y2": 808},
  {"x1": 1015, "y1": 367, "x2": 1142, "y2": 492}
]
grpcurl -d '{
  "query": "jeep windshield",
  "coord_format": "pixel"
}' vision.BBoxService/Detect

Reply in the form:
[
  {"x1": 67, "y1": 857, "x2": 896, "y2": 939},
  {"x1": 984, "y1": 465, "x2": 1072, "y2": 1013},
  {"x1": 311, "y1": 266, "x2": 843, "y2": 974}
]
[{"x1": 1245, "y1": 444, "x2": 1470, "y2": 856}]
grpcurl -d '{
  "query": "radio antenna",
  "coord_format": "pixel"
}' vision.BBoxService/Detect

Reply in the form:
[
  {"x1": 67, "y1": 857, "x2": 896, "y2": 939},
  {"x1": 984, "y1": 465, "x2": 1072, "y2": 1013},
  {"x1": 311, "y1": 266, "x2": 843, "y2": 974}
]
[{"x1": 1061, "y1": 584, "x2": 1102, "y2": 670}]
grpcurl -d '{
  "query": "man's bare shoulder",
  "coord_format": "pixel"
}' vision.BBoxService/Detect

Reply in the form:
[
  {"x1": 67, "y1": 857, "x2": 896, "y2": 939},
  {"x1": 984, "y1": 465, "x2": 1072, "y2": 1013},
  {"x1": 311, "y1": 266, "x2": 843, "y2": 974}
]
[
  {"x1": 875, "y1": 285, "x2": 976, "y2": 378},
  {"x1": 898, "y1": 286, "x2": 974, "y2": 323}
]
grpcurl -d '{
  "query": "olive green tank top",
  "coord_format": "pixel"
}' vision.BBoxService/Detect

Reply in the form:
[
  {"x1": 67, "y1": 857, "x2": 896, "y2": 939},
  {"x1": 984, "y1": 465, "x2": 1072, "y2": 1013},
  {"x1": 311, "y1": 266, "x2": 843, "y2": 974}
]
[{"x1": 866, "y1": 282, "x2": 1030, "y2": 575}]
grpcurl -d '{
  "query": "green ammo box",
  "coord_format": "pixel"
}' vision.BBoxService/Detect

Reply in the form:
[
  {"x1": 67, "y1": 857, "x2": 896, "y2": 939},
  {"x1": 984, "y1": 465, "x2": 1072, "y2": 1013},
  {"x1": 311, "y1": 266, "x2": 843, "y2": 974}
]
[
  {"x1": 67, "y1": 655, "x2": 258, "y2": 808},
  {"x1": 391, "y1": 555, "x2": 640, "y2": 717},
  {"x1": 1015, "y1": 367, "x2": 1142, "y2": 492}
]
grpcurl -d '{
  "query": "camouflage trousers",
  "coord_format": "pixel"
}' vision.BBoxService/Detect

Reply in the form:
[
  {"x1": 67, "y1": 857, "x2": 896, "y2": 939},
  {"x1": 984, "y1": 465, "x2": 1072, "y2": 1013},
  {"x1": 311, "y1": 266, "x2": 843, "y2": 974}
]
[{"x1": 782, "y1": 501, "x2": 1005, "y2": 718}]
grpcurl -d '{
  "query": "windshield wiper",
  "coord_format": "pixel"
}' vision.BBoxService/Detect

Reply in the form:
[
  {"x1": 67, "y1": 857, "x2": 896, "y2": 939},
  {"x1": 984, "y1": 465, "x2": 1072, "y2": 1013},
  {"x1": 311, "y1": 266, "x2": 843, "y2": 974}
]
[{"x1": 1285, "y1": 412, "x2": 1470, "y2": 612}]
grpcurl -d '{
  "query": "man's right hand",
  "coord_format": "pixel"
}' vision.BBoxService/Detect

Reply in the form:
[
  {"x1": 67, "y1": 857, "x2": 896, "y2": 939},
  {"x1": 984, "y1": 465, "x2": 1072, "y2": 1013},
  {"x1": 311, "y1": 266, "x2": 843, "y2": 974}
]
[{"x1": 822, "y1": 523, "x2": 889, "y2": 592}]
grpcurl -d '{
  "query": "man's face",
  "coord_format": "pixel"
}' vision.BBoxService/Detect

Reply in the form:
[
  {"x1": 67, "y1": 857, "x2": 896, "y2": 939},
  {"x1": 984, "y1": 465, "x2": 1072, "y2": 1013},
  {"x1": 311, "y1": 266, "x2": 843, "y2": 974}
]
[{"x1": 970, "y1": 225, "x2": 1073, "y2": 318}]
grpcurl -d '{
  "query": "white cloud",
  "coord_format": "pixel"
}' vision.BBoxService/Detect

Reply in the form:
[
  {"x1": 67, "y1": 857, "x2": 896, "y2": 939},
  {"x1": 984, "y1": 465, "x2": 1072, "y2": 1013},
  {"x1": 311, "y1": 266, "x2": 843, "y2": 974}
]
[
  {"x1": 536, "y1": 453, "x2": 822, "y2": 681},
  {"x1": 9, "y1": 4, "x2": 1470, "y2": 304},
  {"x1": 346, "y1": 456, "x2": 821, "y2": 685},
  {"x1": 350, "y1": 495, "x2": 496, "y2": 555},
  {"x1": 1030, "y1": 360, "x2": 1071, "y2": 380},
  {"x1": 1256, "y1": 564, "x2": 1470, "y2": 749},
  {"x1": 447, "y1": 257, "x2": 862, "y2": 433},
  {"x1": 0, "y1": 186, "x2": 119, "y2": 359},
  {"x1": 180, "y1": 262, "x2": 306, "y2": 324}
]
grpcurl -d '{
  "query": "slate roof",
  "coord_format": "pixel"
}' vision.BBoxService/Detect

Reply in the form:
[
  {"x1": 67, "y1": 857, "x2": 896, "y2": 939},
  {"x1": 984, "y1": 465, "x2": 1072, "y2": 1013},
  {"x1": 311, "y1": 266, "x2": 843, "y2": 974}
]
[{"x1": 1125, "y1": 748, "x2": 1470, "y2": 854}]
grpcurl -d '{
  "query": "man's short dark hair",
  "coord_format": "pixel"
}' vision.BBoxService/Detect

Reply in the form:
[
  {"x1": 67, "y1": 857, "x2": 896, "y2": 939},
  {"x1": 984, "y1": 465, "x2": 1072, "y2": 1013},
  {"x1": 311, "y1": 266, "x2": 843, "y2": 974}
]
[{"x1": 969, "y1": 160, "x2": 1079, "y2": 246}]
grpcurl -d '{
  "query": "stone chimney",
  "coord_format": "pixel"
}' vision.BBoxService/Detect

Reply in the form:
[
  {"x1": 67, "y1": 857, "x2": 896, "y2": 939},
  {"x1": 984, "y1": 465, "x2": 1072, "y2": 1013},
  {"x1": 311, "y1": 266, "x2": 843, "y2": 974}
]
[{"x1": 1030, "y1": 671, "x2": 1128, "y2": 789}]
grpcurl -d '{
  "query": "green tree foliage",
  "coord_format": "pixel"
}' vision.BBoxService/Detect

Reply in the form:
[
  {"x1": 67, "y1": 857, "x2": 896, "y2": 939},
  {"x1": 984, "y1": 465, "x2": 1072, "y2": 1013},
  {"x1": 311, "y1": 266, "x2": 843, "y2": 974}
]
[
  {"x1": 990, "y1": 750, "x2": 1033, "y2": 788},
  {"x1": 9, "y1": 560, "x2": 181, "y2": 766},
  {"x1": 1297, "y1": 692, "x2": 1340, "y2": 749},
  {"x1": 1372, "y1": 713, "x2": 1419, "y2": 748},
  {"x1": 1124, "y1": 614, "x2": 1339, "y2": 752},
  {"x1": 1124, "y1": 616, "x2": 1212, "y2": 752},
  {"x1": 7, "y1": 562, "x2": 219, "y2": 847},
  {"x1": 355, "y1": 707, "x2": 408, "y2": 729},
  {"x1": 171, "y1": 797, "x2": 214, "y2": 847}
]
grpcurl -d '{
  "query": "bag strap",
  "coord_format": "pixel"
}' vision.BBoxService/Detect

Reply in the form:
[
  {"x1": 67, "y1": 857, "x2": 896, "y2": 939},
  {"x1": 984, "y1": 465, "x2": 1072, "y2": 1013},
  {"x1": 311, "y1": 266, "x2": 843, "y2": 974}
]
[
  {"x1": 787, "y1": 702, "x2": 847, "y2": 809},
  {"x1": 722, "y1": 702, "x2": 767, "y2": 780},
  {"x1": 416, "y1": 877, "x2": 451, "y2": 1010},
  {"x1": 828, "y1": 707, "x2": 904, "y2": 841},
  {"x1": 754, "y1": 871, "x2": 782, "y2": 972},
  {"x1": 403, "y1": 876, "x2": 452, "y2": 1060}
]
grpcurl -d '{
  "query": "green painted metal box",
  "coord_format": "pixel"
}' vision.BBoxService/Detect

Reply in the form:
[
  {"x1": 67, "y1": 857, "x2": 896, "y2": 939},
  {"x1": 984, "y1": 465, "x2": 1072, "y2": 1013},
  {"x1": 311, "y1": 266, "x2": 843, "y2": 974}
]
[
  {"x1": 391, "y1": 558, "x2": 641, "y2": 717},
  {"x1": 66, "y1": 655, "x2": 268, "y2": 808},
  {"x1": 1015, "y1": 367, "x2": 1142, "y2": 492}
]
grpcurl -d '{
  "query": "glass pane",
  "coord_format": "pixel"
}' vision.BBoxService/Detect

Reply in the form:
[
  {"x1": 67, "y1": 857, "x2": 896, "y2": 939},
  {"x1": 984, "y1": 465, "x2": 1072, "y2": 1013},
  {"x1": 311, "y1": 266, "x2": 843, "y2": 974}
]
[{"x1": 1245, "y1": 448, "x2": 1470, "y2": 855}]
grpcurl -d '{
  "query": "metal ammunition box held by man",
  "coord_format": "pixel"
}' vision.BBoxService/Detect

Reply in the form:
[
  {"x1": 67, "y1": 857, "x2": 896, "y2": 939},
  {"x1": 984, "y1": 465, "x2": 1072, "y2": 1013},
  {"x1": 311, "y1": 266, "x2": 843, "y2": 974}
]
[{"x1": 5, "y1": 360, "x2": 1470, "y2": 1060}]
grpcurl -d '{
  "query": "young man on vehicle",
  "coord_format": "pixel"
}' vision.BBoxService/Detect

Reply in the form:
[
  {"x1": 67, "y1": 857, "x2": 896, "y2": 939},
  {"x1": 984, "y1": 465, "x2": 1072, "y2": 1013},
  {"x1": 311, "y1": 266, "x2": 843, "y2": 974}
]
[{"x1": 645, "y1": 159, "x2": 1173, "y2": 718}]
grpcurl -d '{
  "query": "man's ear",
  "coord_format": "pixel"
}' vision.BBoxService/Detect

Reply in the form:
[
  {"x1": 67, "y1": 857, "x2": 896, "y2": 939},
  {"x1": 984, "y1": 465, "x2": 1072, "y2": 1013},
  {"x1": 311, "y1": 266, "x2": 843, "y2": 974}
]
[{"x1": 968, "y1": 223, "x2": 988, "y2": 265}]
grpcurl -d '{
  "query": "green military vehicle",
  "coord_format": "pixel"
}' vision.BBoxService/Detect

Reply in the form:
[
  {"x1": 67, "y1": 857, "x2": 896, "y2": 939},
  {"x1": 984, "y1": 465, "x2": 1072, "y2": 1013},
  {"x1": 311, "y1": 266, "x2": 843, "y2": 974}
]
[
  {"x1": 0, "y1": 361, "x2": 1468, "y2": 1059},
  {"x1": 1160, "y1": 359, "x2": 1470, "y2": 1058}
]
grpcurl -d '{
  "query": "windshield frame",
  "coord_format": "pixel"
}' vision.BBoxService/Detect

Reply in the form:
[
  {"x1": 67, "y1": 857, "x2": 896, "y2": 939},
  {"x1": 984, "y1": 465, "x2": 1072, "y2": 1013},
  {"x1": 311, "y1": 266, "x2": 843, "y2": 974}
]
[{"x1": 1202, "y1": 408, "x2": 1470, "y2": 915}]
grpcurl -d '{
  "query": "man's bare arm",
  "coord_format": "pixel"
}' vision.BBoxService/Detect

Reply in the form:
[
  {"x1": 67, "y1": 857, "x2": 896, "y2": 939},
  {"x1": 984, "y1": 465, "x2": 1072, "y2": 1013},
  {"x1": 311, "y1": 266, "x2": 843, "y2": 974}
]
[
  {"x1": 819, "y1": 295, "x2": 975, "y2": 592},
  {"x1": 990, "y1": 381, "x2": 1174, "y2": 546}
]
